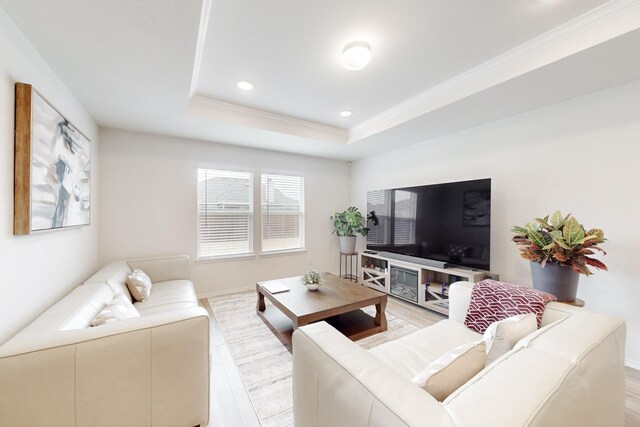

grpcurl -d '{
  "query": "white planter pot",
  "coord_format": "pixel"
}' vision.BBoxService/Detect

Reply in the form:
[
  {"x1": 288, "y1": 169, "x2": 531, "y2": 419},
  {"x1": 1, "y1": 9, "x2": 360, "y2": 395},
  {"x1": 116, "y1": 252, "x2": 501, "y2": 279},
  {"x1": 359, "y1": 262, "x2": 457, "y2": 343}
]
[{"x1": 339, "y1": 235, "x2": 357, "y2": 254}]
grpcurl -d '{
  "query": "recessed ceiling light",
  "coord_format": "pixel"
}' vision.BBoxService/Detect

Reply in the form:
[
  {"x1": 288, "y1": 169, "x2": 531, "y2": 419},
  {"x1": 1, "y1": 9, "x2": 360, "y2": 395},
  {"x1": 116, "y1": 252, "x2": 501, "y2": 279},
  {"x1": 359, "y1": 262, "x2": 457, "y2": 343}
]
[
  {"x1": 340, "y1": 110, "x2": 353, "y2": 118},
  {"x1": 341, "y1": 41, "x2": 371, "y2": 71},
  {"x1": 236, "y1": 80, "x2": 254, "y2": 90}
]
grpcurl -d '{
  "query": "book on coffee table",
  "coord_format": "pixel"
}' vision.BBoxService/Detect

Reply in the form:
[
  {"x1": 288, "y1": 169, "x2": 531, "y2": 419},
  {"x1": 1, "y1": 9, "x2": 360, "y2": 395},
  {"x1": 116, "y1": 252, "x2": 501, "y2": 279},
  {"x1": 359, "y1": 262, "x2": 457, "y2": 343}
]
[{"x1": 262, "y1": 281, "x2": 290, "y2": 294}]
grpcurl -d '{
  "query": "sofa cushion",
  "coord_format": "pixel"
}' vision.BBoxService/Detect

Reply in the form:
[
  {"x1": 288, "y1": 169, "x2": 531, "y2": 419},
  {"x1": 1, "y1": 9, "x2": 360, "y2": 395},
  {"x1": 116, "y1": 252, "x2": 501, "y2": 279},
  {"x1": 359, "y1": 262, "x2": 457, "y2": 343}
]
[
  {"x1": 90, "y1": 293, "x2": 140, "y2": 326},
  {"x1": 369, "y1": 319, "x2": 482, "y2": 380},
  {"x1": 84, "y1": 261, "x2": 133, "y2": 302},
  {"x1": 484, "y1": 313, "x2": 537, "y2": 364},
  {"x1": 19, "y1": 283, "x2": 114, "y2": 335},
  {"x1": 133, "y1": 280, "x2": 197, "y2": 315},
  {"x1": 412, "y1": 340, "x2": 486, "y2": 401},
  {"x1": 127, "y1": 257, "x2": 190, "y2": 284}
]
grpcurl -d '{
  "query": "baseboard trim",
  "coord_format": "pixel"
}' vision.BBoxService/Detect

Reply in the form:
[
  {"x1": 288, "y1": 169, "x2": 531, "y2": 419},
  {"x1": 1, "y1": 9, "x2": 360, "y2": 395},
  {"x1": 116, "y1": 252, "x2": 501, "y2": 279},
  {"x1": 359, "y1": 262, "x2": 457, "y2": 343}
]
[
  {"x1": 626, "y1": 359, "x2": 640, "y2": 370},
  {"x1": 197, "y1": 286, "x2": 255, "y2": 299}
]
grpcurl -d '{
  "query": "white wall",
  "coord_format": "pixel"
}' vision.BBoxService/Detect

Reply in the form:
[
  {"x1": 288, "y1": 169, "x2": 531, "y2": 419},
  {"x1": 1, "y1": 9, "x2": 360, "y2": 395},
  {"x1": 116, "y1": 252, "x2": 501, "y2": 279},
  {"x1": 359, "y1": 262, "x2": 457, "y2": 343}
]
[
  {"x1": 350, "y1": 79, "x2": 640, "y2": 366},
  {"x1": 98, "y1": 128, "x2": 350, "y2": 296},
  {"x1": 0, "y1": 8, "x2": 99, "y2": 343}
]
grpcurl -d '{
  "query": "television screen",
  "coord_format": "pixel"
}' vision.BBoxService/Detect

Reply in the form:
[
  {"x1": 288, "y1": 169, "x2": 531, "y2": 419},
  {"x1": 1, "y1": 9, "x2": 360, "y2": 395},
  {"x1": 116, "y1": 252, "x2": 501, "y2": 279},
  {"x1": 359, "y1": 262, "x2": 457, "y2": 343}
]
[{"x1": 366, "y1": 178, "x2": 491, "y2": 271}]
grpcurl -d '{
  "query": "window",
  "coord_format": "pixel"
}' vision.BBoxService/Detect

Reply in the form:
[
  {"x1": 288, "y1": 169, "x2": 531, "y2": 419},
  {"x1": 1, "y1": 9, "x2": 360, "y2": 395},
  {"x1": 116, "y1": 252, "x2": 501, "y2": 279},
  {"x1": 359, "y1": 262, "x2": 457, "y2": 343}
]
[
  {"x1": 394, "y1": 190, "x2": 417, "y2": 245},
  {"x1": 197, "y1": 168, "x2": 253, "y2": 259},
  {"x1": 261, "y1": 174, "x2": 305, "y2": 252}
]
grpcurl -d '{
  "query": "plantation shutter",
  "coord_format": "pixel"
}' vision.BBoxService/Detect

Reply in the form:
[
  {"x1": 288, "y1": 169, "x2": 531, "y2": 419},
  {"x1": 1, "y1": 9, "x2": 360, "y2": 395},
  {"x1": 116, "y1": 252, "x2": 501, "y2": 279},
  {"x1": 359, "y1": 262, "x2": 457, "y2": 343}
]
[
  {"x1": 394, "y1": 190, "x2": 417, "y2": 245},
  {"x1": 261, "y1": 174, "x2": 305, "y2": 252},
  {"x1": 367, "y1": 189, "x2": 390, "y2": 245},
  {"x1": 197, "y1": 168, "x2": 253, "y2": 258}
]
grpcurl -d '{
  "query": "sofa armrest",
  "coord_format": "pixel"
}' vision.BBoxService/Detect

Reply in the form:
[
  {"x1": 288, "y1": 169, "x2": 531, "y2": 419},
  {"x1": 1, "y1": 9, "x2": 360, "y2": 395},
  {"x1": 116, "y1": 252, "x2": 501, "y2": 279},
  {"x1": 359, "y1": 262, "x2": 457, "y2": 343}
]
[
  {"x1": 293, "y1": 322, "x2": 454, "y2": 427},
  {"x1": 449, "y1": 281, "x2": 473, "y2": 323},
  {"x1": 127, "y1": 254, "x2": 190, "y2": 282},
  {"x1": 0, "y1": 307, "x2": 209, "y2": 427}
]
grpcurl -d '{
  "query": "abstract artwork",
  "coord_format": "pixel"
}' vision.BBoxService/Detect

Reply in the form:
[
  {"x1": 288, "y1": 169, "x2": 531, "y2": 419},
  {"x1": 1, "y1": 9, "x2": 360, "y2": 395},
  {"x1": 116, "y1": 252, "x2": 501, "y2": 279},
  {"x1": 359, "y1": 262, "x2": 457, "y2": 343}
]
[
  {"x1": 14, "y1": 83, "x2": 91, "y2": 234},
  {"x1": 463, "y1": 190, "x2": 490, "y2": 226}
]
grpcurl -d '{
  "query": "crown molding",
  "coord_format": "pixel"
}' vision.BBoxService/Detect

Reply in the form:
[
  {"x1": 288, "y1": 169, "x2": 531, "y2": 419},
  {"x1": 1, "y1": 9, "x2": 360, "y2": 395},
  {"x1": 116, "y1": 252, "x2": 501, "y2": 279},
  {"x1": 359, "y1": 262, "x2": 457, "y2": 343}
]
[
  {"x1": 189, "y1": 0, "x2": 213, "y2": 98},
  {"x1": 189, "y1": 96, "x2": 348, "y2": 144},
  {"x1": 348, "y1": 0, "x2": 640, "y2": 144},
  {"x1": 188, "y1": 1, "x2": 640, "y2": 147}
]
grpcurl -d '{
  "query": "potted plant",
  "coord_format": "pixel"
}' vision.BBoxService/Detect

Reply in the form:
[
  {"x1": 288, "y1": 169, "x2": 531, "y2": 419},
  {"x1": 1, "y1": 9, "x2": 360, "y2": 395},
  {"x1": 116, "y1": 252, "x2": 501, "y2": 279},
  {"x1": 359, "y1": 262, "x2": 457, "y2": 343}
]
[
  {"x1": 302, "y1": 269, "x2": 324, "y2": 291},
  {"x1": 330, "y1": 207, "x2": 370, "y2": 254},
  {"x1": 511, "y1": 211, "x2": 607, "y2": 301}
]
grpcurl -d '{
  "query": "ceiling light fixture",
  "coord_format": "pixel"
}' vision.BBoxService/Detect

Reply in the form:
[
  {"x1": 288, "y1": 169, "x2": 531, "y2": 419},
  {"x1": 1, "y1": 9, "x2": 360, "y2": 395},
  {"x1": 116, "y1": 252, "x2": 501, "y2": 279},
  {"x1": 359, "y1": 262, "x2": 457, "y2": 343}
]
[
  {"x1": 236, "y1": 80, "x2": 254, "y2": 90},
  {"x1": 339, "y1": 110, "x2": 353, "y2": 118},
  {"x1": 341, "y1": 41, "x2": 371, "y2": 71}
]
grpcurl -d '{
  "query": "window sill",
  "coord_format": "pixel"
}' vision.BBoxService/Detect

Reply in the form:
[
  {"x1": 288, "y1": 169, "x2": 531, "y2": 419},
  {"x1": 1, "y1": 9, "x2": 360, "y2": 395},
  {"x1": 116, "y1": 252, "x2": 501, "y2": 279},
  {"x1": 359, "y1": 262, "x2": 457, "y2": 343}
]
[
  {"x1": 195, "y1": 254, "x2": 256, "y2": 264},
  {"x1": 259, "y1": 248, "x2": 307, "y2": 258}
]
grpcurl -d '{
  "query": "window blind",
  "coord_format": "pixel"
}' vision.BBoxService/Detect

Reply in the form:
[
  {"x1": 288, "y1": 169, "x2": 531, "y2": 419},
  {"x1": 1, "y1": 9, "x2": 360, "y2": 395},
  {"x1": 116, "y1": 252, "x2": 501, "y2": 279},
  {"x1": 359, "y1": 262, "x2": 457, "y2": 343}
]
[
  {"x1": 197, "y1": 168, "x2": 253, "y2": 258},
  {"x1": 394, "y1": 190, "x2": 417, "y2": 245},
  {"x1": 261, "y1": 174, "x2": 305, "y2": 252}
]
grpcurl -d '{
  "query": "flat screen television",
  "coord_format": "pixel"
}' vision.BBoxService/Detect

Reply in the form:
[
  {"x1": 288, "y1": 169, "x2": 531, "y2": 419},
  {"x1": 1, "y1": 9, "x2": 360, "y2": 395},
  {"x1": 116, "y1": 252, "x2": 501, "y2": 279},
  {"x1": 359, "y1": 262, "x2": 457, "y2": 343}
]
[{"x1": 366, "y1": 178, "x2": 491, "y2": 271}]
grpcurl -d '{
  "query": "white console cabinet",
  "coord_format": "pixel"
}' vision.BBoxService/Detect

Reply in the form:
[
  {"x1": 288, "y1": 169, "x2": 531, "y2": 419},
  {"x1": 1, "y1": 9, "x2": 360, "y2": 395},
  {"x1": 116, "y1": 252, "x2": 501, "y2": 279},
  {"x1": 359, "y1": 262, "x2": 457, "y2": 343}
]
[{"x1": 359, "y1": 252, "x2": 497, "y2": 315}]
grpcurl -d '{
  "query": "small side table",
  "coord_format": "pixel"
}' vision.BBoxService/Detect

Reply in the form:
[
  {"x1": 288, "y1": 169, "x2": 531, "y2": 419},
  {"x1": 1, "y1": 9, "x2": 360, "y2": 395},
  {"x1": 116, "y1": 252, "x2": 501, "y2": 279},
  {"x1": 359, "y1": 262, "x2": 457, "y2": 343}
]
[
  {"x1": 560, "y1": 298, "x2": 585, "y2": 307},
  {"x1": 340, "y1": 252, "x2": 358, "y2": 282}
]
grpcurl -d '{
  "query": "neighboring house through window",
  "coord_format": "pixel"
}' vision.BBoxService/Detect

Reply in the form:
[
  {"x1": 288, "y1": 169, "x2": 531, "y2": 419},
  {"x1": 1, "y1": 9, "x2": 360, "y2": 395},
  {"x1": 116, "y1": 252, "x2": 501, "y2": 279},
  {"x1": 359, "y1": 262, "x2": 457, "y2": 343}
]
[
  {"x1": 197, "y1": 168, "x2": 254, "y2": 259},
  {"x1": 366, "y1": 189, "x2": 391, "y2": 246},
  {"x1": 394, "y1": 190, "x2": 417, "y2": 245},
  {"x1": 261, "y1": 174, "x2": 305, "y2": 253}
]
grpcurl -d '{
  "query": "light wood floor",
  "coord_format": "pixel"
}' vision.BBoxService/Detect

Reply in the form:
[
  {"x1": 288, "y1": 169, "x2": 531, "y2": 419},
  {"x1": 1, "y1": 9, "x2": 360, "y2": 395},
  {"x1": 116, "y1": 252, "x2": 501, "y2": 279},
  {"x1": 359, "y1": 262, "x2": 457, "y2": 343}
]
[{"x1": 200, "y1": 295, "x2": 640, "y2": 427}]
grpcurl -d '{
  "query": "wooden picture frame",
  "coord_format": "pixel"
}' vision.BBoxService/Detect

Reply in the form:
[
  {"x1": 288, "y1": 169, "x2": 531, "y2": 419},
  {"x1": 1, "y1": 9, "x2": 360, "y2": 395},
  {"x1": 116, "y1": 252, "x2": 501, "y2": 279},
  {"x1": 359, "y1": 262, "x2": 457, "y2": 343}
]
[{"x1": 14, "y1": 83, "x2": 91, "y2": 235}]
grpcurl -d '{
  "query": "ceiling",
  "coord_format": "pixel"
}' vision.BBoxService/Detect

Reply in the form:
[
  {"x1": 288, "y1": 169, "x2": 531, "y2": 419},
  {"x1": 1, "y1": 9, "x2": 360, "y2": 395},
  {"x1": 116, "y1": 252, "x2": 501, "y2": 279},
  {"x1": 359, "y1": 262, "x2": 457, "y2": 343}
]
[
  {"x1": 197, "y1": 0, "x2": 606, "y2": 128},
  {"x1": 1, "y1": 0, "x2": 640, "y2": 160}
]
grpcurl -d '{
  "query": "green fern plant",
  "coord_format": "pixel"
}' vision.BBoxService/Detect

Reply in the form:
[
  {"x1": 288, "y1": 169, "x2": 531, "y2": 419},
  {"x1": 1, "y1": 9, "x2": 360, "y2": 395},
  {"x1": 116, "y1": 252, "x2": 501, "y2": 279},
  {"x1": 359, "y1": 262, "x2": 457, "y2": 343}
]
[{"x1": 511, "y1": 211, "x2": 607, "y2": 276}]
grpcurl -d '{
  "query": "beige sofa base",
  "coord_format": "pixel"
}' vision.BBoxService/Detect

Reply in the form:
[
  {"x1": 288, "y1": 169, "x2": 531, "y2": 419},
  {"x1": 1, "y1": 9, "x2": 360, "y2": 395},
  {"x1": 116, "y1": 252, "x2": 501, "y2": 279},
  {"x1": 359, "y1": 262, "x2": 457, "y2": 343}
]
[
  {"x1": 0, "y1": 255, "x2": 210, "y2": 427},
  {"x1": 293, "y1": 282, "x2": 626, "y2": 427}
]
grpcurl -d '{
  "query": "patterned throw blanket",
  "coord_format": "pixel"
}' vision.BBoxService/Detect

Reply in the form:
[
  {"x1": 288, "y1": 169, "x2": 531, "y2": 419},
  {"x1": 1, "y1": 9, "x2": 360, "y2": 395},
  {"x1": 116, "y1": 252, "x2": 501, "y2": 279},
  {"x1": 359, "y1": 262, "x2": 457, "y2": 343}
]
[{"x1": 464, "y1": 279, "x2": 557, "y2": 333}]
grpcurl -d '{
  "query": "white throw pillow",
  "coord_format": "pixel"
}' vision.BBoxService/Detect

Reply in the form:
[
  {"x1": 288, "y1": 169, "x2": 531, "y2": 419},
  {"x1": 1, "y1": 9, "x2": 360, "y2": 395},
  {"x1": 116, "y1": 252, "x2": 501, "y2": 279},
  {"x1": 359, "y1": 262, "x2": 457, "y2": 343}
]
[
  {"x1": 91, "y1": 293, "x2": 140, "y2": 326},
  {"x1": 483, "y1": 313, "x2": 537, "y2": 364},
  {"x1": 412, "y1": 340, "x2": 486, "y2": 401},
  {"x1": 126, "y1": 269, "x2": 152, "y2": 301}
]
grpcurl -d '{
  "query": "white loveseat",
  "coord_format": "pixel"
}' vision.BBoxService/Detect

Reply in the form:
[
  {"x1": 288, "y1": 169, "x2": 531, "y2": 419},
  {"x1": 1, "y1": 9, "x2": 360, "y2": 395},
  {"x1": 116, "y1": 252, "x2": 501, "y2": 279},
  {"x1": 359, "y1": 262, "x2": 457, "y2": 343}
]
[
  {"x1": 0, "y1": 255, "x2": 210, "y2": 427},
  {"x1": 293, "y1": 281, "x2": 626, "y2": 427}
]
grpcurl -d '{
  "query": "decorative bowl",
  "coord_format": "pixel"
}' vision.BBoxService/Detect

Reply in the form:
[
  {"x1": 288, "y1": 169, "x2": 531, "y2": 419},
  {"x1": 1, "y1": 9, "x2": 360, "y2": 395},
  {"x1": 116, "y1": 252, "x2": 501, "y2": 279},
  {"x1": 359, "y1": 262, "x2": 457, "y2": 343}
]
[
  {"x1": 304, "y1": 282, "x2": 321, "y2": 291},
  {"x1": 302, "y1": 269, "x2": 324, "y2": 291}
]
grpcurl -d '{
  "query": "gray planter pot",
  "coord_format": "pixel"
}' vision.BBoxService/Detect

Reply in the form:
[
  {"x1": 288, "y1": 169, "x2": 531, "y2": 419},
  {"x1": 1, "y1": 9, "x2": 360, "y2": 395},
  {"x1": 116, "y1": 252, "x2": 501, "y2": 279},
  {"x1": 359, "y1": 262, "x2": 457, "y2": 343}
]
[
  {"x1": 530, "y1": 261, "x2": 580, "y2": 302},
  {"x1": 339, "y1": 235, "x2": 357, "y2": 254}
]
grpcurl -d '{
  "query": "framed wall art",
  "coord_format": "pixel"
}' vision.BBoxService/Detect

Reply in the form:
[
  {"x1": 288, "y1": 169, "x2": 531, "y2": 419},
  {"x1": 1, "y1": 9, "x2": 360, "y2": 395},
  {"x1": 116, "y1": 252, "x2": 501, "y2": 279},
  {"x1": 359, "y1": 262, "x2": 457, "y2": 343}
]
[{"x1": 14, "y1": 83, "x2": 91, "y2": 235}]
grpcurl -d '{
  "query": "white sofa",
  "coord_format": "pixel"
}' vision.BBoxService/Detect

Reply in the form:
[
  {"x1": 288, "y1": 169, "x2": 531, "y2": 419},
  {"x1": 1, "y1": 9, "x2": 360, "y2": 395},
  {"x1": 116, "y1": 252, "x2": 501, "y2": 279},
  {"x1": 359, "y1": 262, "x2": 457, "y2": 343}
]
[
  {"x1": 293, "y1": 281, "x2": 626, "y2": 427},
  {"x1": 0, "y1": 255, "x2": 210, "y2": 427}
]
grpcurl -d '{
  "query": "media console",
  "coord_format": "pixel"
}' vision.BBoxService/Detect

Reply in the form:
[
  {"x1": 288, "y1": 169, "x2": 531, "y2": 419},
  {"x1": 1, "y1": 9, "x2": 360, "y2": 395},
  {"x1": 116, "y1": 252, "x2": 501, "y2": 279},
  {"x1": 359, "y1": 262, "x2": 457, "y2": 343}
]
[{"x1": 359, "y1": 252, "x2": 498, "y2": 315}]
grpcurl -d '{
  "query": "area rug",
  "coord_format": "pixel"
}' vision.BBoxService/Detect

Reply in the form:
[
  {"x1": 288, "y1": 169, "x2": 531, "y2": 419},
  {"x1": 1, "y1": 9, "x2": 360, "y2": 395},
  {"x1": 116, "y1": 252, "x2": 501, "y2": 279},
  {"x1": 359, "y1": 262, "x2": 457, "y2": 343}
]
[{"x1": 208, "y1": 291, "x2": 420, "y2": 426}]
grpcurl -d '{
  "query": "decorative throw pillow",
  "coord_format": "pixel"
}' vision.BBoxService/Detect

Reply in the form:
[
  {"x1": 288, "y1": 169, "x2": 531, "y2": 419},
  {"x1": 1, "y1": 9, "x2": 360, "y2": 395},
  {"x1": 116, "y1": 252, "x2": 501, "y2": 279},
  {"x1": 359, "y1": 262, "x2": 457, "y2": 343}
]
[
  {"x1": 483, "y1": 313, "x2": 537, "y2": 364},
  {"x1": 464, "y1": 280, "x2": 557, "y2": 333},
  {"x1": 412, "y1": 340, "x2": 486, "y2": 401},
  {"x1": 126, "y1": 269, "x2": 152, "y2": 301},
  {"x1": 91, "y1": 293, "x2": 140, "y2": 326}
]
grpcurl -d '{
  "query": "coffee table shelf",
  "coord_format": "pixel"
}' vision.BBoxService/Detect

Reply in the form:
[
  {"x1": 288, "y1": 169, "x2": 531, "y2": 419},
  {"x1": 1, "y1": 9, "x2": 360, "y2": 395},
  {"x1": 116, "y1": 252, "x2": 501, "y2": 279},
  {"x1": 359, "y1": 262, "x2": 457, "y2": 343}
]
[{"x1": 258, "y1": 302, "x2": 385, "y2": 351}]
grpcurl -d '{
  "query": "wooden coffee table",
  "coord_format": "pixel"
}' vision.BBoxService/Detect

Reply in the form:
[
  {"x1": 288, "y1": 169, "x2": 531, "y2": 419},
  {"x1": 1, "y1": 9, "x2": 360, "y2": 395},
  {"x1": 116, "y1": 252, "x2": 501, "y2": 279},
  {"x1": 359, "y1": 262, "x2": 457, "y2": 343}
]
[{"x1": 256, "y1": 273, "x2": 387, "y2": 350}]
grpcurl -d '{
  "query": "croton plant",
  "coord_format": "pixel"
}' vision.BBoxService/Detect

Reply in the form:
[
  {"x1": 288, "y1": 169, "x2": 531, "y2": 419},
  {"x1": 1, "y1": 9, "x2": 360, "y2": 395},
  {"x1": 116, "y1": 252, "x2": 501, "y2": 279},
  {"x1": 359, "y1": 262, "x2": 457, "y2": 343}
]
[{"x1": 511, "y1": 211, "x2": 607, "y2": 276}]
